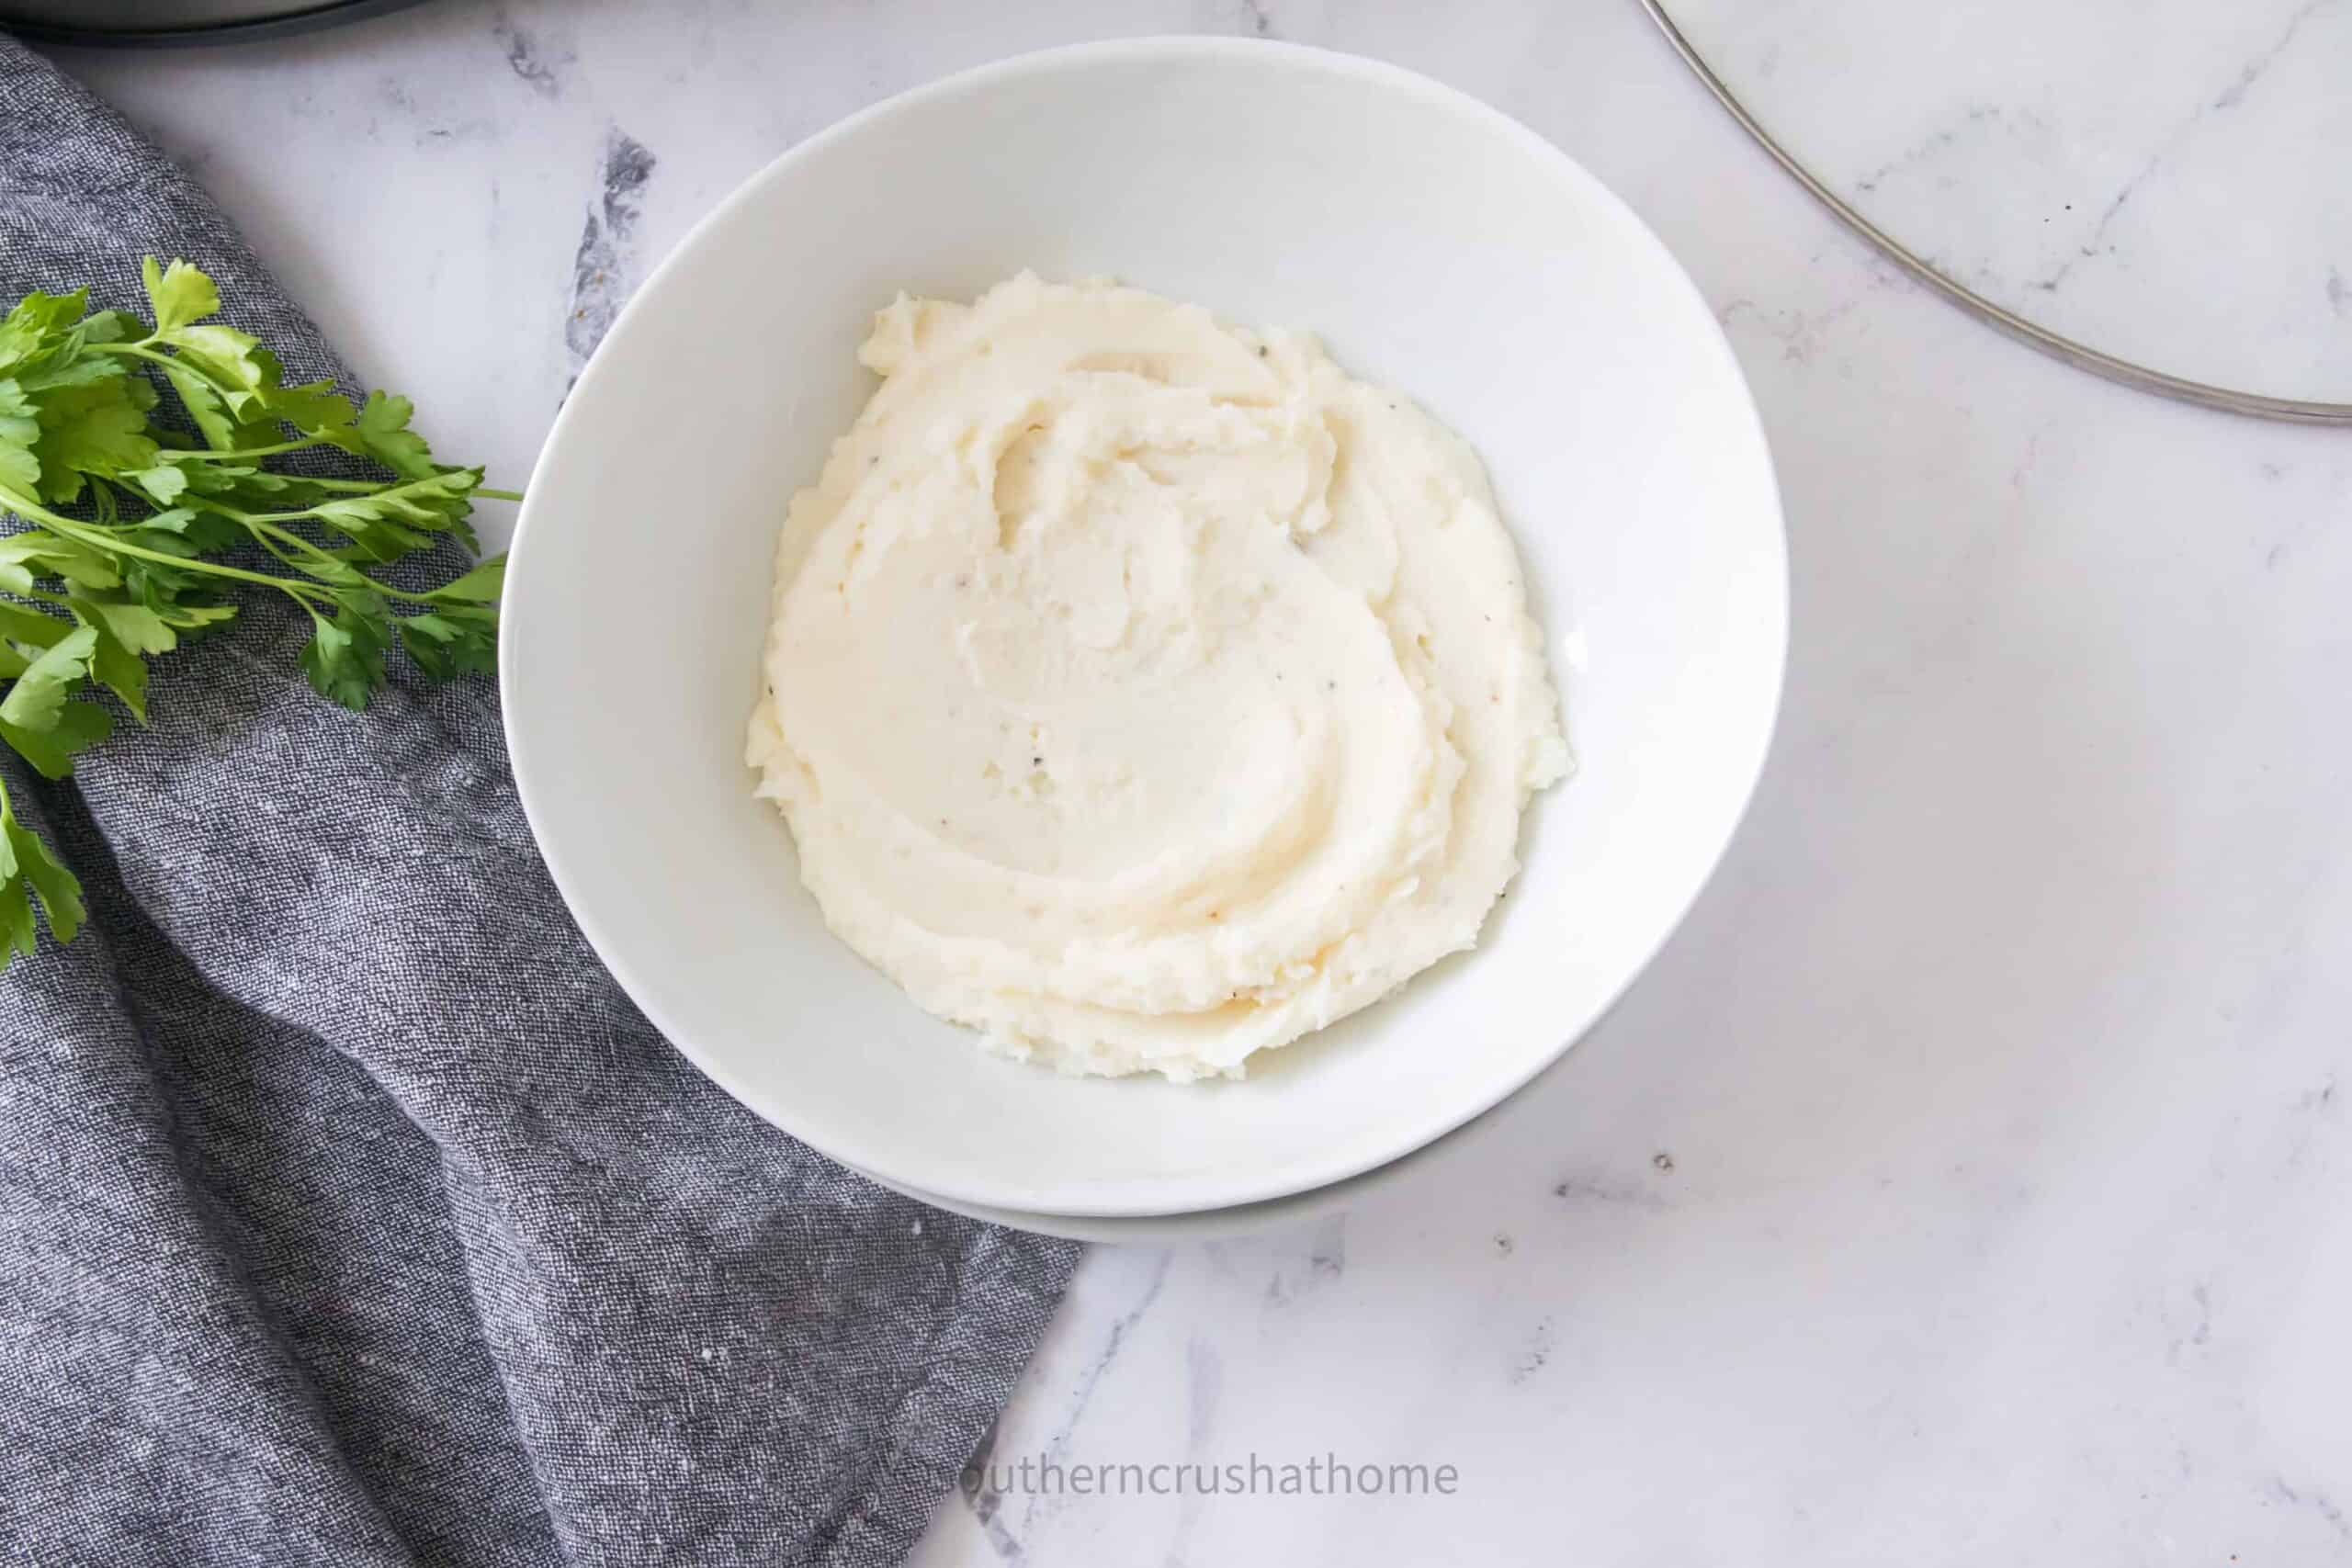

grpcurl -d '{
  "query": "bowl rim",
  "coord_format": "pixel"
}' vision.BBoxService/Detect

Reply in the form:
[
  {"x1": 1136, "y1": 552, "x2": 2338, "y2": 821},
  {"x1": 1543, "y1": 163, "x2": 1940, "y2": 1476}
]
[{"x1": 502, "y1": 33, "x2": 1789, "y2": 1216}]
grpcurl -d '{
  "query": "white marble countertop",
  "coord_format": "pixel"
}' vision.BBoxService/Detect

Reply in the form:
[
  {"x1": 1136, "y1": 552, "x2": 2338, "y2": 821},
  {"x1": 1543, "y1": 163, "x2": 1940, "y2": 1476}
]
[{"x1": 60, "y1": 2, "x2": 2352, "y2": 1562}]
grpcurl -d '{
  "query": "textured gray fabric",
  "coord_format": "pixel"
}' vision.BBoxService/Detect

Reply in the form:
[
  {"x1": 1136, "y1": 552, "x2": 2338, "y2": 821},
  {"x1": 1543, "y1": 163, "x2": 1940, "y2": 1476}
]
[{"x1": 0, "y1": 36, "x2": 1080, "y2": 1568}]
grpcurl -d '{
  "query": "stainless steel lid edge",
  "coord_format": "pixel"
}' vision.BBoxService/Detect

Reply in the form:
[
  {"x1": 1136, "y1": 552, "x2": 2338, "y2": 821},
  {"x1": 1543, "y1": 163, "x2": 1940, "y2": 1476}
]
[{"x1": 1639, "y1": 0, "x2": 2352, "y2": 426}]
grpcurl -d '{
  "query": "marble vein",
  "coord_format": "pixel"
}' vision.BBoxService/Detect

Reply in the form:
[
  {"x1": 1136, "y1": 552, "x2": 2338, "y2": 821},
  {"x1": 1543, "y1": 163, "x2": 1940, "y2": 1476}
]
[
  {"x1": 565, "y1": 129, "x2": 657, "y2": 384},
  {"x1": 965, "y1": 1250, "x2": 1173, "y2": 1554},
  {"x1": 2030, "y1": 0, "x2": 2335, "y2": 295},
  {"x1": 492, "y1": 12, "x2": 569, "y2": 100}
]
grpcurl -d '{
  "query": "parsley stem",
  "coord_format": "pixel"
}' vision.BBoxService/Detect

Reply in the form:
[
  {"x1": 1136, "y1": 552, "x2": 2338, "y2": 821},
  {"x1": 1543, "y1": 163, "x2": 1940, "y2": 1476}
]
[
  {"x1": 0, "y1": 485, "x2": 332, "y2": 604},
  {"x1": 232, "y1": 515, "x2": 449, "y2": 605},
  {"x1": 88, "y1": 342, "x2": 253, "y2": 430},
  {"x1": 167, "y1": 438, "x2": 326, "y2": 462},
  {"x1": 277, "y1": 476, "x2": 415, "y2": 494},
  {"x1": 88, "y1": 342, "x2": 210, "y2": 379},
  {"x1": 475, "y1": 487, "x2": 524, "y2": 502},
  {"x1": 233, "y1": 472, "x2": 476, "y2": 525},
  {"x1": 245, "y1": 524, "x2": 316, "y2": 574}
]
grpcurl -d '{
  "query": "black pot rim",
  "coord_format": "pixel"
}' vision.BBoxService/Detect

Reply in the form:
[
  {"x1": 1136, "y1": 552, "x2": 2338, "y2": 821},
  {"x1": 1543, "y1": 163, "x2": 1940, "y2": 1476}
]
[{"x1": 1, "y1": 0, "x2": 425, "y2": 48}]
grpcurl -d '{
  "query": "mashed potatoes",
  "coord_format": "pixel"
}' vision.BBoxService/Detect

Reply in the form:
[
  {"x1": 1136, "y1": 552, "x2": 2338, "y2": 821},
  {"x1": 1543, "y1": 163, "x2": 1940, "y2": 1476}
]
[{"x1": 746, "y1": 276, "x2": 1567, "y2": 1081}]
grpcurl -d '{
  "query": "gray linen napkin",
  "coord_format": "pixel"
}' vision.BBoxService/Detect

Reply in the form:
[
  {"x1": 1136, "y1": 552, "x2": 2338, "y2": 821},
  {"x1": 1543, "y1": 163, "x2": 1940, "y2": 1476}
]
[{"x1": 0, "y1": 37, "x2": 1079, "y2": 1568}]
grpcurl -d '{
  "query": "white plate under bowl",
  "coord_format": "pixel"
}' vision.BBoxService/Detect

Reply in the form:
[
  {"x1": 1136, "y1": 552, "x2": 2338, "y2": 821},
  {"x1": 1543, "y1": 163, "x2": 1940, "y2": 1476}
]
[
  {"x1": 503, "y1": 38, "x2": 1786, "y2": 1219},
  {"x1": 867, "y1": 1043, "x2": 1537, "y2": 1243},
  {"x1": 858, "y1": 1158, "x2": 1366, "y2": 1246}
]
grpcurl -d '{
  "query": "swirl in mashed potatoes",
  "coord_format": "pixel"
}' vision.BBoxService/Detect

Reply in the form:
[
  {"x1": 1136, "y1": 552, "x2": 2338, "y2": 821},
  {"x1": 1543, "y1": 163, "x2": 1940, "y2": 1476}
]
[{"x1": 747, "y1": 276, "x2": 1568, "y2": 1081}]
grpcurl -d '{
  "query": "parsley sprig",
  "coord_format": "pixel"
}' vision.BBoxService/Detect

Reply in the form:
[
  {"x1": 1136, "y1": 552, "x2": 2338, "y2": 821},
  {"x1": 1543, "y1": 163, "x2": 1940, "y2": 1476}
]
[{"x1": 0, "y1": 257, "x2": 515, "y2": 966}]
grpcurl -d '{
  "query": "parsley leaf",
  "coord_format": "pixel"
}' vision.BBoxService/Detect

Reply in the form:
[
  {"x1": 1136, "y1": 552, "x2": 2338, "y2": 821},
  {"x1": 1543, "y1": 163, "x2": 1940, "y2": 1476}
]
[
  {"x1": 398, "y1": 605, "x2": 499, "y2": 680},
  {"x1": 0, "y1": 777, "x2": 86, "y2": 958},
  {"x1": 0, "y1": 602, "x2": 74, "y2": 649},
  {"x1": 429, "y1": 555, "x2": 506, "y2": 604},
  {"x1": 141, "y1": 256, "x2": 220, "y2": 336},
  {"x1": 30, "y1": 375, "x2": 158, "y2": 503},
  {"x1": 0, "y1": 289, "x2": 89, "y2": 375},
  {"x1": 0, "y1": 378, "x2": 40, "y2": 493},
  {"x1": 344, "y1": 391, "x2": 436, "y2": 479},
  {"x1": 0, "y1": 699, "x2": 112, "y2": 780},
  {"x1": 267, "y1": 379, "x2": 358, "y2": 435},
  {"x1": 300, "y1": 590, "x2": 394, "y2": 710},
  {"x1": 0, "y1": 530, "x2": 122, "y2": 591},
  {"x1": 80, "y1": 615, "x2": 152, "y2": 724},
  {"x1": 0, "y1": 824, "x2": 36, "y2": 964},
  {"x1": 0, "y1": 625, "x2": 99, "y2": 730}
]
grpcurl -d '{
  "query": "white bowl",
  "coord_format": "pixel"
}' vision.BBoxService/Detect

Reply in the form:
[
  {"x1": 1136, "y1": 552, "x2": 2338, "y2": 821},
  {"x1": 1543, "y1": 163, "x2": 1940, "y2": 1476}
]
[{"x1": 503, "y1": 38, "x2": 1785, "y2": 1218}]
